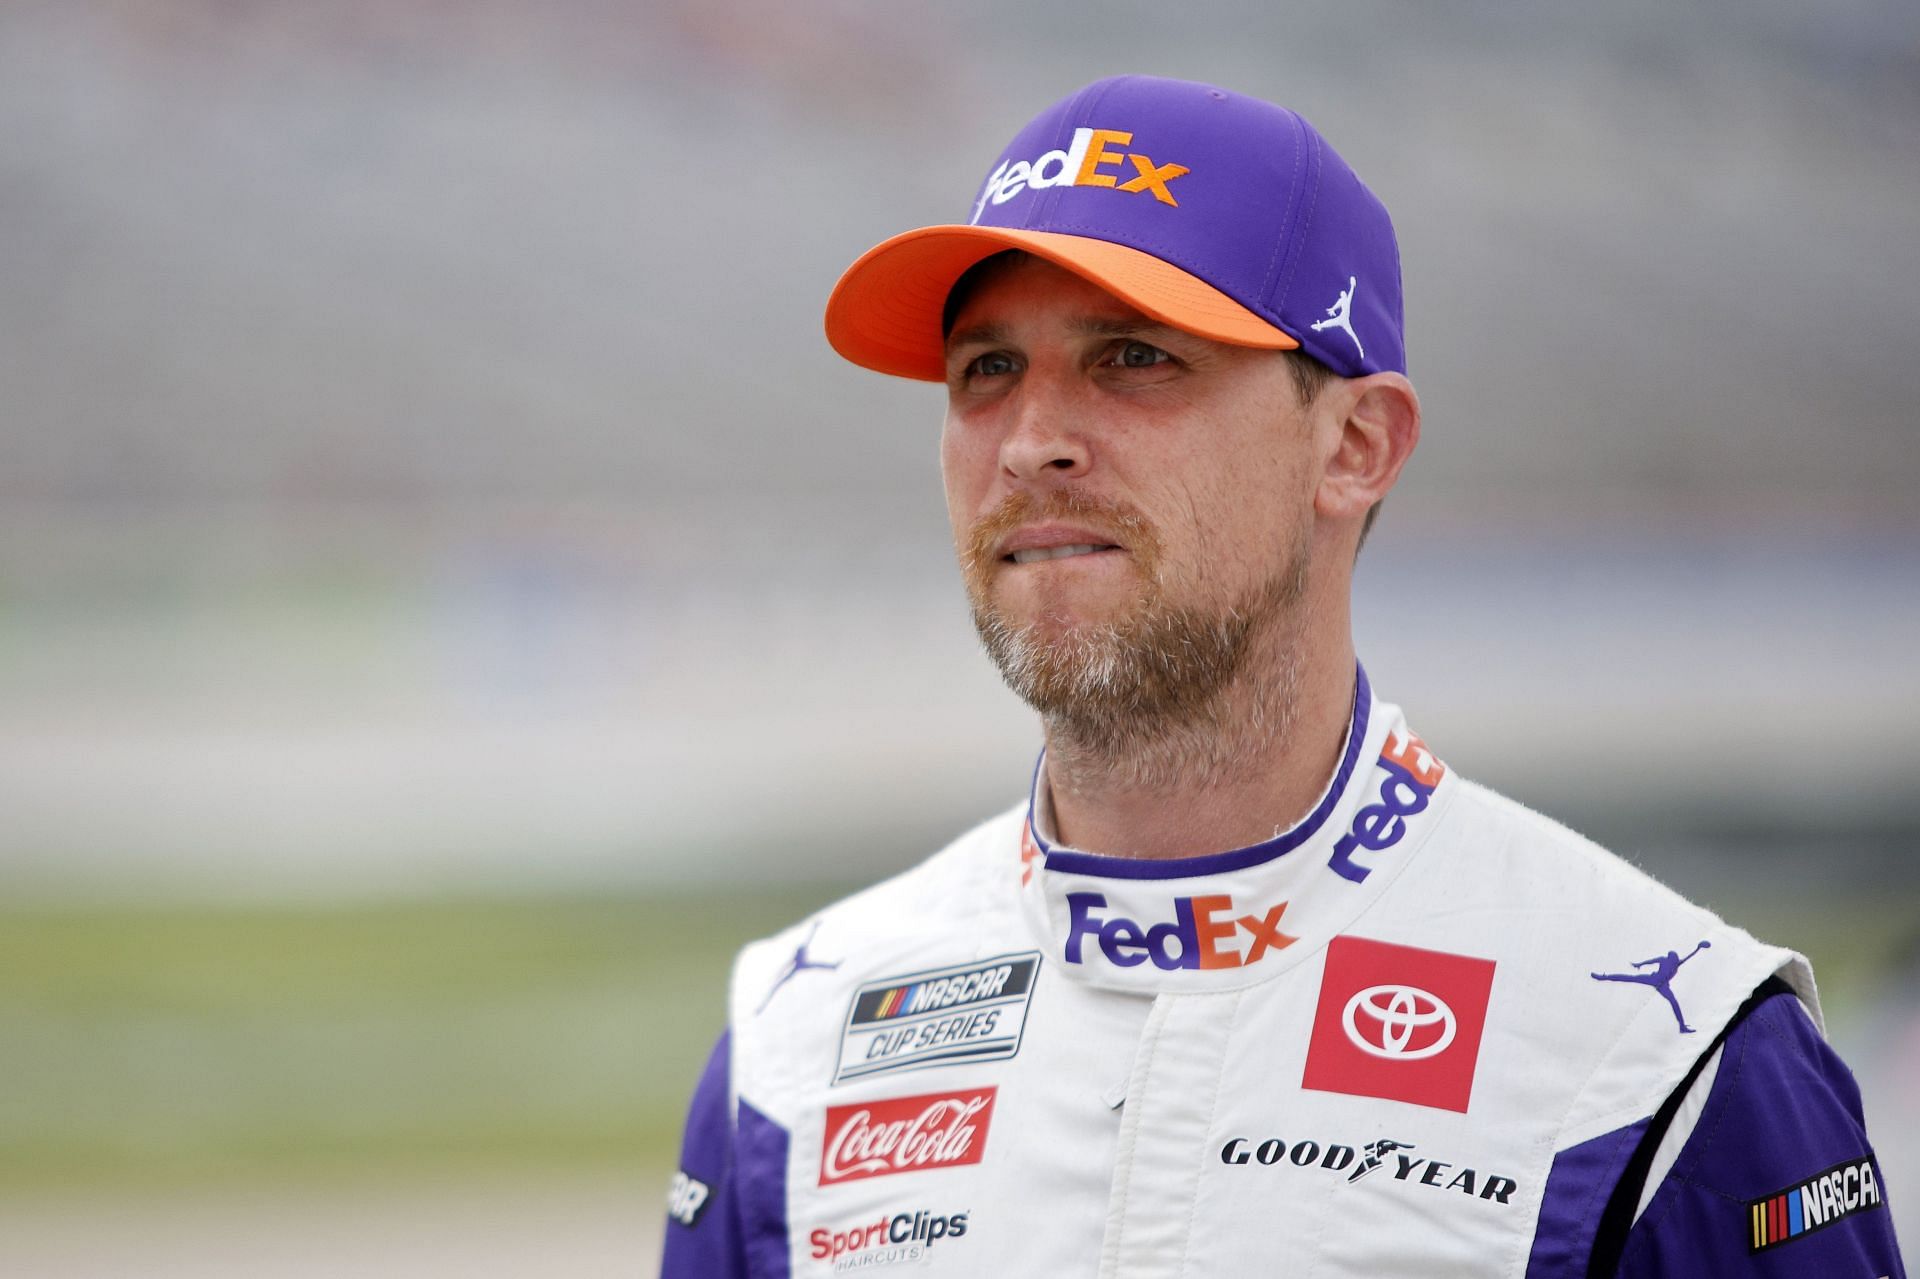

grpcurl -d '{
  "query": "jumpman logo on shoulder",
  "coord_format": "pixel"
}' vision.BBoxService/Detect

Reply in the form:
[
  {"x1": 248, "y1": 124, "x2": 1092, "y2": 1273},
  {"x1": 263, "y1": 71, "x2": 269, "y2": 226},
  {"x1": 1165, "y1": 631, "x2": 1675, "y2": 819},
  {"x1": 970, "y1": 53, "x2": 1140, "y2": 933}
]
[
  {"x1": 1309, "y1": 275, "x2": 1365, "y2": 359},
  {"x1": 1591, "y1": 940, "x2": 1712, "y2": 1034},
  {"x1": 756, "y1": 921, "x2": 840, "y2": 1014}
]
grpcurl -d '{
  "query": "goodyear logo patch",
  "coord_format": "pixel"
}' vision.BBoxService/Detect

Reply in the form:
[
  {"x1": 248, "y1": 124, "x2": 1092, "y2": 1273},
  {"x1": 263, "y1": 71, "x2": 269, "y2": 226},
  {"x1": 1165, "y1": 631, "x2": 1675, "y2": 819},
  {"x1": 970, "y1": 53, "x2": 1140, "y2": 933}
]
[
  {"x1": 834, "y1": 953, "x2": 1040, "y2": 1085},
  {"x1": 1748, "y1": 1155, "x2": 1883, "y2": 1252}
]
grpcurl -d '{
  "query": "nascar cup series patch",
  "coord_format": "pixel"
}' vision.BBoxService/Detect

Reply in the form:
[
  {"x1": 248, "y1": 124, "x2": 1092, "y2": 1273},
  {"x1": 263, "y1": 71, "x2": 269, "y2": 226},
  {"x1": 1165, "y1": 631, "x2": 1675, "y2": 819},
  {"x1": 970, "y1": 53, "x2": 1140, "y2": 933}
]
[{"x1": 833, "y1": 953, "x2": 1041, "y2": 1085}]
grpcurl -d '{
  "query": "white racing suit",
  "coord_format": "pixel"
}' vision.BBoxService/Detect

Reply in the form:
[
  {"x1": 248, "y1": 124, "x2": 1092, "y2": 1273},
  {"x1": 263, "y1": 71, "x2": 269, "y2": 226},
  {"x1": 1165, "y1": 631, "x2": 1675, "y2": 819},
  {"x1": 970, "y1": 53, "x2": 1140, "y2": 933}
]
[{"x1": 663, "y1": 667, "x2": 1904, "y2": 1277}]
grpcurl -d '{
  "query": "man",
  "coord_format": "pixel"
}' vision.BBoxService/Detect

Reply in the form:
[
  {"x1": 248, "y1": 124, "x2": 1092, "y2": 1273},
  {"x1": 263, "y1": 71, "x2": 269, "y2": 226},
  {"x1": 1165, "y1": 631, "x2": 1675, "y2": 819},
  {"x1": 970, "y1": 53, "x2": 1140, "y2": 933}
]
[{"x1": 661, "y1": 76, "x2": 1903, "y2": 1277}]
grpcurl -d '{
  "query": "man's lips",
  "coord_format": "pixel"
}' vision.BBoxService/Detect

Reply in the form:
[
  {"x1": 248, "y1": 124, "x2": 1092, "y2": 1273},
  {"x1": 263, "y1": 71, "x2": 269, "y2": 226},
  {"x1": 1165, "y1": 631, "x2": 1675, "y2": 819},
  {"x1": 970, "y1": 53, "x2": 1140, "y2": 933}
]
[{"x1": 996, "y1": 524, "x2": 1127, "y2": 565}]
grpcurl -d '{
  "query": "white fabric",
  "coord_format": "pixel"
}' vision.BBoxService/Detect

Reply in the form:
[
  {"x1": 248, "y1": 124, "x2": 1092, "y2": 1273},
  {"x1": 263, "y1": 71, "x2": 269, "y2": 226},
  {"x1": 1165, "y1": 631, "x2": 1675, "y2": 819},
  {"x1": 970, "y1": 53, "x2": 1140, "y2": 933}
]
[{"x1": 727, "y1": 683, "x2": 1814, "y2": 1276}]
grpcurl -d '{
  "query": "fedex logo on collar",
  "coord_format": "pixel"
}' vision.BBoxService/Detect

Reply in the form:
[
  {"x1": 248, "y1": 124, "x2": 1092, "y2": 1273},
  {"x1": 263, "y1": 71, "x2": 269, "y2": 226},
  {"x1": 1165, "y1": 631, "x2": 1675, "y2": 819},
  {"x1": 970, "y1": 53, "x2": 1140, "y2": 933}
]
[
  {"x1": 971, "y1": 127, "x2": 1190, "y2": 222},
  {"x1": 1328, "y1": 729, "x2": 1446, "y2": 884},
  {"x1": 1065, "y1": 891, "x2": 1295, "y2": 971}
]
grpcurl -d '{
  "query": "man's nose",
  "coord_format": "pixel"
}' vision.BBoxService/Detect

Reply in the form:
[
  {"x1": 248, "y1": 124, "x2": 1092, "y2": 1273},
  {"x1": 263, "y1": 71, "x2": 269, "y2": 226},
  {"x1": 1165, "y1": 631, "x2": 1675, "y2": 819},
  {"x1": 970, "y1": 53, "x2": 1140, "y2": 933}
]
[{"x1": 998, "y1": 383, "x2": 1091, "y2": 481}]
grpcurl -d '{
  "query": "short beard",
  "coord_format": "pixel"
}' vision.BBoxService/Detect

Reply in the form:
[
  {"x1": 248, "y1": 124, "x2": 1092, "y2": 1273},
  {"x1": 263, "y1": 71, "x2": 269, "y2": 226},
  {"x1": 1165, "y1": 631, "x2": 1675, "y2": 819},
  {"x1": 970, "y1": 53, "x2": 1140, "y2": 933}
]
[{"x1": 963, "y1": 493, "x2": 1312, "y2": 793}]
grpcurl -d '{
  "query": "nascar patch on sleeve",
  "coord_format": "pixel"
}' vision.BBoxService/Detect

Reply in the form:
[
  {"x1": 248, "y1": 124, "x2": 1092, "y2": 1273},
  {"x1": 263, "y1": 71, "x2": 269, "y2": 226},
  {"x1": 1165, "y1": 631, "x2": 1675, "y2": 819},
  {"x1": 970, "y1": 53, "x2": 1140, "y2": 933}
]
[
  {"x1": 1747, "y1": 1155, "x2": 1884, "y2": 1252},
  {"x1": 833, "y1": 952, "x2": 1040, "y2": 1084},
  {"x1": 667, "y1": 1170, "x2": 712, "y2": 1227}
]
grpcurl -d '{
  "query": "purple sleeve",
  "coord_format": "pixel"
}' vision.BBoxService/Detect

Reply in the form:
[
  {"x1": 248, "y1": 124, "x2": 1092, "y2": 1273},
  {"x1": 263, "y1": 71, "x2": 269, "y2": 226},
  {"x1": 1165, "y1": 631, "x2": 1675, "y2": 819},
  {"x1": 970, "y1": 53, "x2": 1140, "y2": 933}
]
[
  {"x1": 660, "y1": 1029, "x2": 795, "y2": 1279},
  {"x1": 1617, "y1": 991, "x2": 1906, "y2": 1277},
  {"x1": 1527, "y1": 1117, "x2": 1653, "y2": 1276},
  {"x1": 660, "y1": 1030, "x2": 749, "y2": 1279}
]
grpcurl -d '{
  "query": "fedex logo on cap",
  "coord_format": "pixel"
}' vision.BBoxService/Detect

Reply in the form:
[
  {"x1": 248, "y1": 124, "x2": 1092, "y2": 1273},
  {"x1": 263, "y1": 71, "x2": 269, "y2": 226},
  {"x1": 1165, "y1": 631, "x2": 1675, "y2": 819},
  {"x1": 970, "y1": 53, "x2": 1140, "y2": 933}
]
[
  {"x1": 1065, "y1": 891, "x2": 1294, "y2": 971},
  {"x1": 971, "y1": 127, "x2": 1190, "y2": 223}
]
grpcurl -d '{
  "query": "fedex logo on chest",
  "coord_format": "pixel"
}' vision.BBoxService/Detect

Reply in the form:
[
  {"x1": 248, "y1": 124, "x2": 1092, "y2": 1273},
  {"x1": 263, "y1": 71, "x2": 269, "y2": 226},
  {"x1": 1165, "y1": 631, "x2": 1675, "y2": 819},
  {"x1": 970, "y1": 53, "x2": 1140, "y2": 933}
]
[
  {"x1": 971, "y1": 127, "x2": 1189, "y2": 222},
  {"x1": 1065, "y1": 891, "x2": 1294, "y2": 971}
]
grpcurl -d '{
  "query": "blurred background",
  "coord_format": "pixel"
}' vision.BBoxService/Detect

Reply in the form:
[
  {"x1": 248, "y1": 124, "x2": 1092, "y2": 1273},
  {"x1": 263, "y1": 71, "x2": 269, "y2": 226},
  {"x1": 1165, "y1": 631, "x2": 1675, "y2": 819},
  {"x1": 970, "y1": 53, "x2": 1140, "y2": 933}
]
[{"x1": 2, "y1": 0, "x2": 1916, "y2": 1272}]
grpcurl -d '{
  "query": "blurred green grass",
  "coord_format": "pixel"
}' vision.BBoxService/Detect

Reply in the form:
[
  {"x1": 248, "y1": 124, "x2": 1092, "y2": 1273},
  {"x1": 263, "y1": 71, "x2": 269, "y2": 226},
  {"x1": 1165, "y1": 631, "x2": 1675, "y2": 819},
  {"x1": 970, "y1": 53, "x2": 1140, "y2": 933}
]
[
  {"x1": 0, "y1": 884, "x2": 1910, "y2": 1191},
  {"x1": 0, "y1": 886, "x2": 848, "y2": 1190}
]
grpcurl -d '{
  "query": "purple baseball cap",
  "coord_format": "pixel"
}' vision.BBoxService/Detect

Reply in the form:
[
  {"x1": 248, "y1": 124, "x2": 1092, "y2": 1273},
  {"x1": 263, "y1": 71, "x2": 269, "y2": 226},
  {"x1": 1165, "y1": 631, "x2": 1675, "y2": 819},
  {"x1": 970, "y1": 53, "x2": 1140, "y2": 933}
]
[{"x1": 824, "y1": 75, "x2": 1403, "y2": 382}]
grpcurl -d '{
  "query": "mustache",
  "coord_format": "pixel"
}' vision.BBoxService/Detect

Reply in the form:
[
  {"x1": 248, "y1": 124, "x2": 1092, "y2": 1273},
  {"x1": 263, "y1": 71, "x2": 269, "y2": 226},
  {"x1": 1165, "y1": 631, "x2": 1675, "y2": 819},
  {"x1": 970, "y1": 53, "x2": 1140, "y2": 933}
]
[{"x1": 961, "y1": 490, "x2": 1161, "y2": 580}]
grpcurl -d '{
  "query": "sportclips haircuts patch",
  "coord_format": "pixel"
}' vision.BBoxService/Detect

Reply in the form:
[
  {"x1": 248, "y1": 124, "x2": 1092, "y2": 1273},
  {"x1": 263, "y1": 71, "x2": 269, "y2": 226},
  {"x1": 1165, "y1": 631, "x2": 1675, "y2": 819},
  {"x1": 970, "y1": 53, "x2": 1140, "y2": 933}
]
[
  {"x1": 810, "y1": 1206, "x2": 970, "y2": 1271},
  {"x1": 834, "y1": 953, "x2": 1039, "y2": 1084}
]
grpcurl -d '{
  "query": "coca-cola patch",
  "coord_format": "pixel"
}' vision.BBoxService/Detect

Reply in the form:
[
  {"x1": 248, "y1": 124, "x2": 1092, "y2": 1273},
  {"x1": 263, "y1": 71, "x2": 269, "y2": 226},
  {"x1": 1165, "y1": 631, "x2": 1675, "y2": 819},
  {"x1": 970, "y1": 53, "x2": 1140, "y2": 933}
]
[{"x1": 818, "y1": 1086, "x2": 997, "y2": 1187}]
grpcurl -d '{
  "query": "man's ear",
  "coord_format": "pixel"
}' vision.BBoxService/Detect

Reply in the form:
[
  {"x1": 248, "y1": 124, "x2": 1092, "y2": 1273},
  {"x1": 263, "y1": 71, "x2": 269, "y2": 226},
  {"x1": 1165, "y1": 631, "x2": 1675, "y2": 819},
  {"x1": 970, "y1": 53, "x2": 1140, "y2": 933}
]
[{"x1": 1315, "y1": 372, "x2": 1421, "y2": 522}]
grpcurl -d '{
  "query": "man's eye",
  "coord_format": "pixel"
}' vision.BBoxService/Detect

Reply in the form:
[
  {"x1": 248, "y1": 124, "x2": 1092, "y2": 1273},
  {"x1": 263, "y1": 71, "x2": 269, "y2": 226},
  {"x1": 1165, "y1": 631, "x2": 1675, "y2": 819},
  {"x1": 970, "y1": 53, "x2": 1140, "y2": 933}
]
[
  {"x1": 1114, "y1": 341, "x2": 1171, "y2": 369},
  {"x1": 967, "y1": 352, "x2": 1019, "y2": 378}
]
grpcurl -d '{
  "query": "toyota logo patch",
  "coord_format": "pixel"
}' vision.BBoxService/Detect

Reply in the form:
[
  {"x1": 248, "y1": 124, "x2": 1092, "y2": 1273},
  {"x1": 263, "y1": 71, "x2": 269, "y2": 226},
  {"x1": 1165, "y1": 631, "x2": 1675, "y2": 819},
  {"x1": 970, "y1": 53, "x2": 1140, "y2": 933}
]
[
  {"x1": 1303, "y1": 936, "x2": 1496, "y2": 1113},
  {"x1": 1342, "y1": 984, "x2": 1456, "y2": 1060}
]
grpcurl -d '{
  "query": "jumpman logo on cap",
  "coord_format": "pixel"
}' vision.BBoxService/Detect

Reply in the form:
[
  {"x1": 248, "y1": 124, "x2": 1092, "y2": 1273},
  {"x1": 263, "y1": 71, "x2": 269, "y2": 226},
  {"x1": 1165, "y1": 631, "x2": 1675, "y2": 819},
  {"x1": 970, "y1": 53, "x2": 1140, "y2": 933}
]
[
  {"x1": 1591, "y1": 940, "x2": 1712, "y2": 1034},
  {"x1": 1309, "y1": 276, "x2": 1364, "y2": 359},
  {"x1": 757, "y1": 921, "x2": 840, "y2": 1014}
]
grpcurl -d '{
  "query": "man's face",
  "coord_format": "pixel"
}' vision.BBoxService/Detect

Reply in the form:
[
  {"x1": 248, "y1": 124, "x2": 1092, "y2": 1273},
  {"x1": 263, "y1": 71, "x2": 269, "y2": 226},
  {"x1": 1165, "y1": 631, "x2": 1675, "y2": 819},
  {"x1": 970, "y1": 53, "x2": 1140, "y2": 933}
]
[{"x1": 941, "y1": 256, "x2": 1323, "y2": 743}]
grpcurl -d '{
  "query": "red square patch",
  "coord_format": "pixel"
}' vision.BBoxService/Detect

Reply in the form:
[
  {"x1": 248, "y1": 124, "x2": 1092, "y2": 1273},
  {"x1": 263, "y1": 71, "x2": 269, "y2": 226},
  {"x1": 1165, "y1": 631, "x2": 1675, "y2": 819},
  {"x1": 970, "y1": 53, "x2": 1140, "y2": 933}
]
[{"x1": 1302, "y1": 936, "x2": 1496, "y2": 1113}]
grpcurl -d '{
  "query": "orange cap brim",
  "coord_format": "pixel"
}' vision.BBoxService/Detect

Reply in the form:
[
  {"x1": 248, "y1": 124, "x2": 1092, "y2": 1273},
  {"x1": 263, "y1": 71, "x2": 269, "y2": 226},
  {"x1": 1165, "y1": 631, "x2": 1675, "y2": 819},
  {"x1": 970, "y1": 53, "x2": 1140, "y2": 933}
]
[{"x1": 823, "y1": 226, "x2": 1298, "y2": 382}]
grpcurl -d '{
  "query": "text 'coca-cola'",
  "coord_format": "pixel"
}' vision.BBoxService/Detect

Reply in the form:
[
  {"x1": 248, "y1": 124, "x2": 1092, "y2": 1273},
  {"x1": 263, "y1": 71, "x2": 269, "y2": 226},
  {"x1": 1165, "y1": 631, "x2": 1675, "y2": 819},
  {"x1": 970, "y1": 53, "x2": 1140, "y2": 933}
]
[{"x1": 819, "y1": 1087, "x2": 998, "y2": 1186}]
